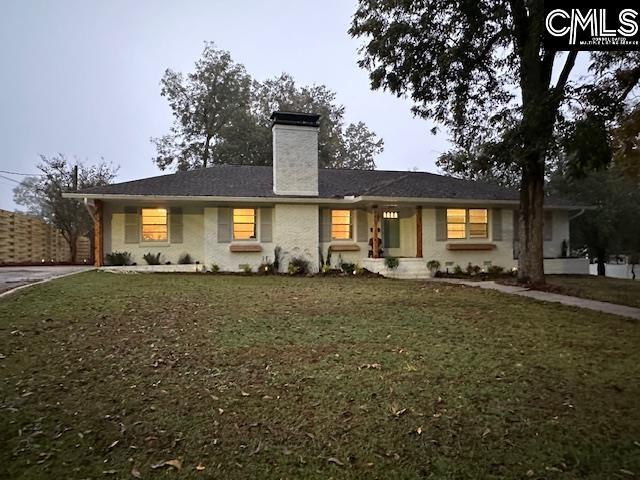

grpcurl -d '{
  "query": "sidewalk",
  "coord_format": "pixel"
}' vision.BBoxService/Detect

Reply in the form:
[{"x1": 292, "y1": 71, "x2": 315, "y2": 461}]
[{"x1": 432, "y1": 278, "x2": 640, "y2": 321}]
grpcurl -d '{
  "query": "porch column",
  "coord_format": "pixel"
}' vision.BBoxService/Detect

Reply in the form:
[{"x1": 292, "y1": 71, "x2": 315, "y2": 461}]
[
  {"x1": 416, "y1": 206, "x2": 423, "y2": 258},
  {"x1": 94, "y1": 200, "x2": 103, "y2": 267},
  {"x1": 372, "y1": 206, "x2": 380, "y2": 258}
]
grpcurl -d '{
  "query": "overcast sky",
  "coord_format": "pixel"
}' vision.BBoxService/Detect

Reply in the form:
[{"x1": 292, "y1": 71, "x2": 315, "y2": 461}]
[{"x1": 0, "y1": 0, "x2": 452, "y2": 210}]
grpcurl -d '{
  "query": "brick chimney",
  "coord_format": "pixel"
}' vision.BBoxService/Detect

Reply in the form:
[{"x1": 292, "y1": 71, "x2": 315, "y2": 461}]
[{"x1": 271, "y1": 111, "x2": 320, "y2": 196}]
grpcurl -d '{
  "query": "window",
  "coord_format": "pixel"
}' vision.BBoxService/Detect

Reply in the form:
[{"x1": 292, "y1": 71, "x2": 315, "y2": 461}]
[
  {"x1": 446, "y1": 208, "x2": 488, "y2": 240},
  {"x1": 331, "y1": 210, "x2": 351, "y2": 240},
  {"x1": 382, "y1": 211, "x2": 399, "y2": 248},
  {"x1": 141, "y1": 208, "x2": 168, "y2": 242},
  {"x1": 447, "y1": 209, "x2": 466, "y2": 239},
  {"x1": 233, "y1": 208, "x2": 256, "y2": 240},
  {"x1": 469, "y1": 209, "x2": 488, "y2": 238}
]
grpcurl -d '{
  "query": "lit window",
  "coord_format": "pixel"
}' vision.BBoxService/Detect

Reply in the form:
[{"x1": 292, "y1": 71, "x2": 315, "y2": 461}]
[
  {"x1": 383, "y1": 211, "x2": 398, "y2": 219},
  {"x1": 469, "y1": 209, "x2": 488, "y2": 238},
  {"x1": 233, "y1": 208, "x2": 256, "y2": 240},
  {"x1": 331, "y1": 210, "x2": 351, "y2": 240},
  {"x1": 446, "y1": 208, "x2": 488, "y2": 239},
  {"x1": 447, "y1": 209, "x2": 466, "y2": 239},
  {"x1": 141, "y1": 208, "x2": 168, "y2": 242}
]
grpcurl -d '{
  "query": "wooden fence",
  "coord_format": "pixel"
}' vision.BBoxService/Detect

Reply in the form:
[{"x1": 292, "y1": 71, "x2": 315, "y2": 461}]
[{"x1": 0, "y1": 209, "x2": 90, "y2": 265}]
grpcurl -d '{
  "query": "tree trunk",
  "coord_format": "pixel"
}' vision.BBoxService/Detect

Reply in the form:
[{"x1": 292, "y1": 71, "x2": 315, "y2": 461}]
[
  {"x1": 203, "y1": 134, "x2": 212, "y2": 168},
  {"x1": 68, "y1": 234, "x2": 78, "y2": 264},
  {"x1": 517, "y1": 162, "x2": 545, "y2": 285}
]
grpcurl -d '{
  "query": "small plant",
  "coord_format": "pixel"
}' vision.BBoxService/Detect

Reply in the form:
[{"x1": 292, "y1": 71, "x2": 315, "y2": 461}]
[
  {"x1": 273, "y1": 246, "x2": 282, "y2": 272},
  {"x1": 426, "y1": 259, "x2": 441, "y2": 273},
  {"x1": 466, "y1": 263, "x2": 482, "y2": 276},
  {"x1": 487, "y1": 265, "x2": 505, "y2": 275},
  {"x1": 453, "y1": 264, "x2": 464, "y2": 275},
  {"x1": 321, "y1": 264, "x2": 332, "y2": 274},
  {"x1": 258, "y1": 262, "x2": 275, "y2": 275},
  {"x1": 325, "y1": 246, "x2": 332, "y2": 268},
  {"x1": 384, "y1": 256, "x2": 399, "y2": 270},
  {"x1": 210, "y1": 263, "x2": 220, "y2": 273},
  {"x1": 318, "y1": 247, "x2": 325, "y2": 272},
  {"x1": 165, "y1": 261, "x2": 171, "y2": 265},
  {"x1": 288, "y1": 256, "x2": 310, "y2": 275},
  {"x1": 105, "y1": 251, "x2": 131, "y2": 266},
  {"x1": 242, "y1": 264, "x2": 253, "y2": 274},
  {"x1": 341, "y1": 262, "x2": 357, "y2": 275},
  {"x1": 178, "y1": 253, "x2": 193, "y2": 264},
  {"x1": 143, "y1": 252, "x2": 162, "y2": 265}
]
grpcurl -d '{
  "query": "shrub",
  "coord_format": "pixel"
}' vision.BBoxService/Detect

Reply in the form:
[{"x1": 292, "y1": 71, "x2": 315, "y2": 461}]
[
  {"x1": 178, "y1": 253, "x2": 193, "y2": 264},
  {"x1": 242, "y1": 264, "x2": 253, "y2": 274},
  {"x1": 210, "y1": 263, "x2": 220, "y2": 273},
  {"x1": 453, "y1": 264, "x2": 464, "y2": 275},
  {"x1": 321, "y1": 264, "x2": 332, "y2": 274},
  {"x1": 561, "y1": 239, "x2": 568, "y2": 258},
  {"x1": 142, "y1": 252, "x2": 162, "y2": 265},
  {"x1": 487, "y1": 265, "x2": 504, "y2": 275},
  {"x1": 426, "y1": 260, "x2": 441, "y2": 272},
  {"x1": 288, "y1": 257, "x2": 310, "y2": 275},
  {"x1": 341, "y1": 262, "x2": 357, "y2": 275},
  {"x1": 273, "y1": 246, "x2": 282, "y2": 272},
  {"x1": 384, "y1": 256, "x2": 399, "y2": 270},
  {"x1": 466, "y1": 263, "x2": 482, "y2": 276},
  {"x1": 105, "y1": 251, "x2": 131, "y2": 266}
]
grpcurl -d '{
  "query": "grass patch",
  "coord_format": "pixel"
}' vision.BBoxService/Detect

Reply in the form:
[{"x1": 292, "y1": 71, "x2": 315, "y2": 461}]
[
  {"x1": 1, "y1": 272, "x2": 639, "y2": 479},
  {"x1": 545, "y1": 275, "x2": 640, "y2": 309}
]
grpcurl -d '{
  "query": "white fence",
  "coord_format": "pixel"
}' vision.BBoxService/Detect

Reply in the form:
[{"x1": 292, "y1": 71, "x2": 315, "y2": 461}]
[{"x1": 589, "y1": 263, "x2": 637, "y2": 280}]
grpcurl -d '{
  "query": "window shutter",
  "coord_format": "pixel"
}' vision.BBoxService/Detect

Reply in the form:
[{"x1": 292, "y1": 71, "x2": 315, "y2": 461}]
[
  {"x1": 170, "y1": 207, "x2": 183, "y2": 243},
  {"x1": 544, "y1": 211, "x2": 553, "y2": 241},
  {"x1": 492, "y1": 208, "x2": 503, "y2": 241},
  {"x1": 260, "y1": 207, "x2": 273, "y2": 243},
  {"x1": 217, "y1": 207, "x2": 231, "y2": 243},
  {"x1": 124, "y1": 207, "x2": 139, "y2": 244},
  {"x1": 356, "y1": 209, "x2": 368, "y2": 242},
  {"x1": 435, "y1": 208, "x2": 446, "y2": 241},
  {"x1": 319, "y1": 208, "x2": 331, "y2": 242}
]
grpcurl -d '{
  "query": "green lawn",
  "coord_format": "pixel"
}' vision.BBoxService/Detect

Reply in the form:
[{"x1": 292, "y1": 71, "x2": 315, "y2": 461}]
[
  {"x1": 545, "y1": 274, "x2": 640, "y2": 309},
  {"x1": 1, "y1": 272, "x2": 639, "y2": 479}
]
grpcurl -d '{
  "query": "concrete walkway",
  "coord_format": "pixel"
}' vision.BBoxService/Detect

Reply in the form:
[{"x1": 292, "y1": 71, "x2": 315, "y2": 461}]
[
  {"x1": 0, "y1": 266, "x2": 92, "y2": 297},
  {"x1": 432, "y1": 278, "x2": 640, "y2": 321}
]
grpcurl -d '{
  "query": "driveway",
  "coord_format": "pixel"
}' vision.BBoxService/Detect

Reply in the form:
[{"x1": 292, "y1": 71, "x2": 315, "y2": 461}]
[{"x1": 0, "y1": 266, "x2": 93, "y2": 295}]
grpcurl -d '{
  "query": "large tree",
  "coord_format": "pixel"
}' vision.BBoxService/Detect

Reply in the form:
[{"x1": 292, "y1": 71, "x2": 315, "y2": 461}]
[
  {"x1": 152, "y1": 42, "x2": 253, "y2": 170},
  {"x1": 152, "y1": 45, "x2": 383, "y2": 171},
  {"x1": 350, "y1": 1, "x2": 638, "y2": 284},
  {"x1": 13, "y1": 155, "x2": 118, "y2": 262}
]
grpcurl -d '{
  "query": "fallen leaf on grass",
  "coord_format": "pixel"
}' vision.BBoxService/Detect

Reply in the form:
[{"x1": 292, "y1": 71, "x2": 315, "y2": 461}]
[
  {"x1": 328, "y1": 457, "x2": 344, "y2": 466},
  {"x1": 416, "y1": 426, "x2": 423, "y2": 435},
  {"x1": 619, "y1": 469, "x2": 635, "y2": 477},
  {"x1": 131, "y1": 466, "x2": 141, "y2": 478},
  {"x1": 389, "y1": 402, "x2": 407, "y2": 417},
  {"x1": 108, "y1": 440, "x2": 119, "y2": 450},
  {"x1": 196, "y1": 463, "x2": 205, "y2": 471},
  {"x1": 151, "y1": 458, "x2": 182, "y2": 470},
  {"x1": 241, "y1": 391, "x2": 250, "y2": 397},
  {"x1": 358, "y1": 363, "x2": 381, "y2": 370}
]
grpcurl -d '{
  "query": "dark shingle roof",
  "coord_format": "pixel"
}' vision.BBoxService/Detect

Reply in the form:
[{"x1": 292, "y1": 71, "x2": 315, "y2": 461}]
[{"x1": 79, "y1": 164, "x2": 571, "y2": 205}]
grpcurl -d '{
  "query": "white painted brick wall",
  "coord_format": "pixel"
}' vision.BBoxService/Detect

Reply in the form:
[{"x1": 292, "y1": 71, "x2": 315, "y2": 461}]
[{"x1": 272, "y1": 124, "x2": 318, "y2": 196}]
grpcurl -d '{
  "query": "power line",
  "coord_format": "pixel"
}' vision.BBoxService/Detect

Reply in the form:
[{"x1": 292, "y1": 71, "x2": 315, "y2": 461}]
[
  {"x1": 0, "y1": 174, "x2": 21, "y2": 184},
  {"x1": 0, "y1": 169, "x2": 43, "y2": 176}
]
